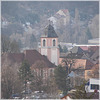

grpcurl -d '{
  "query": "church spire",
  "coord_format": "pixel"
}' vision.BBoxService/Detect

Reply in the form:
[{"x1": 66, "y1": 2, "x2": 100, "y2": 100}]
[{"x1": 41, "y1": 24, "x2": 58, "y2": 38}]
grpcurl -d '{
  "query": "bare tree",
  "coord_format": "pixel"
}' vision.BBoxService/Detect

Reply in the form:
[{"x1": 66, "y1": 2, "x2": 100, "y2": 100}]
[
  {"x1": 1, "y1": 65, "x2": 22, "y2": 99},
  {"x1": 1, "y1": 34, "x2": 20, "y2": 53},
  {"x1": 1, "y1": 35, "x2": 11, "y2": 53},
  {"x1": 62, "y1": 58, "x2": 75, "y2": 75}
]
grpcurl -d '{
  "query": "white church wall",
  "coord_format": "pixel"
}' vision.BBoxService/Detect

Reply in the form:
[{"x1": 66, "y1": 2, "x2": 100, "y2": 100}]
[
  {"x1": 51, "y1": 48, "x2": 58, "y2": 65},
  {"x1": 41, "y1": 48, "x2": 47, "y2": 56}
]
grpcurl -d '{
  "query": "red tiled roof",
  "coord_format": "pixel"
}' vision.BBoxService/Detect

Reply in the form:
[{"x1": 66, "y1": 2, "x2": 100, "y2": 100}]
[
  {"x1": 85, "y1": 60, "x2": 94, "y2": 70},
  {"x1": 8, "y1": 53, "x2": 24, "y2": 63},
  {"x1": 1, "y1": 50, "x2": 56, "y2": 68},
  {"x1": 80, "y1": 46, "x2": 89, "y2": 51},
  {"x1": 1, "y1": 53, "x2": 24, "y2": 64},
  {"x1": 61, "y1": 92, "x2": 99, "y2": 99},
  {"x1": 31, "y1": 60, "x2": 51, "y2": 71},
  {"x1": 62, "y1": 9, "x2": 68, "y2": 14},
  {"x1": 90, "y1": 48, "x2": 99, "y2": 64},
  {"x1": 24, "y1": 50, "x2": 55, "y2": 68},
  {"x1": 91, "y1": 64, "x2": 99, "y2": 71},
  {"x1": 88, "y1": 46, "x2": 99, "y2": 52},
  {"x1": 81, "y1": 46, "x2": 99, "y2": 64}
]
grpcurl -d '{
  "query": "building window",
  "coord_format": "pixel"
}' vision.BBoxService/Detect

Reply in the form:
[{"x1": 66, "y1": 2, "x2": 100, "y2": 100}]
[
  {"x1": 91, "y1": 84, "x2": 99, "y2": 90},
  {"x1": 53, "y1": 39, "x2": 56, "y2": 46},
  {"x1": 50, "y1": 69, "x2": 53, "y2": 77},
  {"x1": 40, "y1": 69, "x2": 43, "y2": 78},
  {"x1": 43, "y1": 39, "x2": 46, "y2": 47}
]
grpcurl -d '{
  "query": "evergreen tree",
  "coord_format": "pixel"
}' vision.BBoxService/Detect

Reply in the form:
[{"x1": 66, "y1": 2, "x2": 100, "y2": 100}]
[
  {"x1": 86, "y1": 28, "x2": 92, "y2": 39},
  {"x1": 18, "y1": 60, "x2": 32, "y2": 98},
  {"x1": 30, "y1": 34, "x2": 37, "y2": 48},
  {"x1": 54, "y1": 65, "x2": 67, "y2": 95},
  {"x1": 63, "y1": 46, "x2": 68, "y2": 53},
  {"x1": 18, "y1": 39, "x2": 23, "y2": 49},
  {"x1": 58, "y1": 44, "x2": 63, "y2": 53}
]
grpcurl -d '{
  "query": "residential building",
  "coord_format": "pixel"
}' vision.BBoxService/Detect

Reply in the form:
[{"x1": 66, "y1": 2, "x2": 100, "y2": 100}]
[
  {"x1": 85, "y1": 64, "x2": 99, "y2": 80},
  {"x1": 55, "y1": 9, "x2": 70, "y2": 26},
  {"x1": 59, "y1": 46, "x2": 99, "y2": 86},
  {"x1": 88, "y1": 38, "x2": 100, "y2": 45},
  {"x1": 48, "y1": 9, "x2": 70, "y2": 28},
  {"x1": 85, "y1": 78, "x2": 100, "y2": 93}
]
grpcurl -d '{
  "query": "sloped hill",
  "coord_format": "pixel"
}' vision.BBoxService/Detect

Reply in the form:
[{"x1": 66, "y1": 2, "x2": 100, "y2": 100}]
[{"x1": 1, "y1": 1, "x2": 99, "y2": 46}]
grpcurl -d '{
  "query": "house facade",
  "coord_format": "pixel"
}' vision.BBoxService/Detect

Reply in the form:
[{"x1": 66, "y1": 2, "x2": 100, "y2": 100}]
[
  {"x1": 58, "y1": 46, "x2": 99, "y2": 87},
  {"x1": 85, "y1": 78, "x2": 100, "y2": 93},
  {"x1": 56, "y1": 9, "x2": 70, "y2": 25}
]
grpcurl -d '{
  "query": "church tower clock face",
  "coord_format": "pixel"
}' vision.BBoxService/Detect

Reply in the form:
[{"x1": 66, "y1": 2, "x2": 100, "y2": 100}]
[{"x1": 39, "y1": 24, "x2": 59, "y2": 65}]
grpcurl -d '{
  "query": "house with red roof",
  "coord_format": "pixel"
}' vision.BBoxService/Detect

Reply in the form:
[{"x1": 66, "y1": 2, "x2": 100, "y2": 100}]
[
  {"x1": 48, "y1": 9, "x2": 70, "y2": 28},
  {"x1": 55, "y1": 9, "x2": 70, "y2": 26}
]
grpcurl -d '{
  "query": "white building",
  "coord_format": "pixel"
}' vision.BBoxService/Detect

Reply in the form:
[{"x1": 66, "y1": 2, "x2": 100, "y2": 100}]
[
  {"x1": 85, "y1": 78, "x2": 100, "y2": 93},
  {"x1": 88, "y1": 38, "x2": 100, "y2": 45}
]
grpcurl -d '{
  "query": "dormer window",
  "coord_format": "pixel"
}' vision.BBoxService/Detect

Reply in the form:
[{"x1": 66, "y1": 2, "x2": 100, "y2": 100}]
[
  {"x1": 43, "y1": 39, "x2": 46, "y2": 47},
  {"x1": 53, "y1": 39, "x2": 56, "y2": 46}
]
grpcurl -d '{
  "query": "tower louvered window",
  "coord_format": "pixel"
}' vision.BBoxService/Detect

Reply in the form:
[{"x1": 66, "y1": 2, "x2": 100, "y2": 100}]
[
  {"x1": 43, "y1": 39, "x2": 46, "y2": 47},
  {"x1": 53, "y1": 39, "x2": 56, "y2": 46}
]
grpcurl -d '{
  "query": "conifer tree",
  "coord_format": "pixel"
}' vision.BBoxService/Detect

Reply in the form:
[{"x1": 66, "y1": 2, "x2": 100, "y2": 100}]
[
  {"x1": 18, "y1": 60, "x2": 32, "y2": 98},
  {"x1": 54, "y1": 65, "x2": 67, "y2": 95}
]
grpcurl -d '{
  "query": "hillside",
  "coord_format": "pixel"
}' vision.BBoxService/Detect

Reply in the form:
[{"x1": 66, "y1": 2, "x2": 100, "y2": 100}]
[{"x1": 1, "y1": 1, "x2": 99, "y2": 49}]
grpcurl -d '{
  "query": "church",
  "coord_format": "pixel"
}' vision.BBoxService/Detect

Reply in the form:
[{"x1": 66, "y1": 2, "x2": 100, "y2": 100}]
[{"x1": 39, "y1": 24, "x2": 59, "y2": 65}]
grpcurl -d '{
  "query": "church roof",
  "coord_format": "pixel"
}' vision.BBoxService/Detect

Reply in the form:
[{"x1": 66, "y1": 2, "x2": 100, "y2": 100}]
[
  {"x1": 1, "y1": 50, "x2": 56, "y2": 68},
  {"x1": 41, "y1": 24, "x2": 58, "y2": 38},
  {"x1": 24, "y1": 50, "x2": 56, "y2": 67}
]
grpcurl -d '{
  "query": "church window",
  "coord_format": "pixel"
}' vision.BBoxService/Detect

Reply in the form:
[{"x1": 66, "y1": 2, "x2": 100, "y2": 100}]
[
  {"x1": 50, "y1": 69, "x2": 53, "y2": 77},
  {"x1": 43, "y1": 39, "x2": 46, "y2": 46},
  {"x1": 41, "y1": 69, "x2": 43, "y2": 78},
  {"x1": 53, "y1": 39, "x2": 56, "y2": 46}
]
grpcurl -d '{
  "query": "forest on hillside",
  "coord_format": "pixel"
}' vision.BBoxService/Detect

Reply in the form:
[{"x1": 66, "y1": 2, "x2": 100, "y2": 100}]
[{"x1": 1, "y1": 1, "x2": 99, "y2": 50}]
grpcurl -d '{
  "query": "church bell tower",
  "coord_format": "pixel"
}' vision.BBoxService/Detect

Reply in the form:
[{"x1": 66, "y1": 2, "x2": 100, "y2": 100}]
[{"x1": 39, "y1": 24, "x2": 59, "y2": 65}]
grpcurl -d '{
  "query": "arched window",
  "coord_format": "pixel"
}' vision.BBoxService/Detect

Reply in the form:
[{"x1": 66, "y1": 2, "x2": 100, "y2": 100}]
[
  {"x1": 41, "y1": 69, "x2": 43, "y2": 78},
  {"x1": 53, "y1": 39, "x2": 56, "y2": 46},
  {"x1": 43, "y1": 39, "x2": 46, "y2": 46}
]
